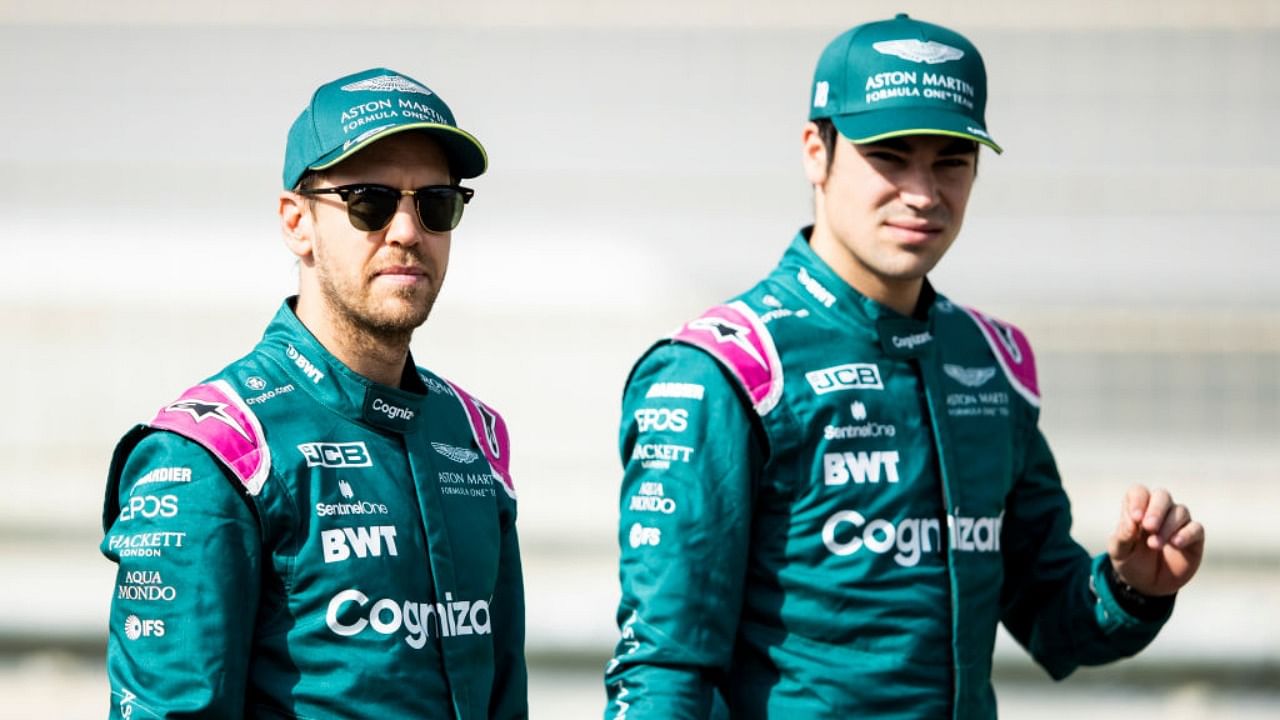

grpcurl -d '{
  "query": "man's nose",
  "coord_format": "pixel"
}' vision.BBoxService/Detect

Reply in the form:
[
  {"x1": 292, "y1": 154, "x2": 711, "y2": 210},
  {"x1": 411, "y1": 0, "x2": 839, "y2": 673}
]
[
  {"x1": 383, "y1": 194, "x2": 423, "y2": 246},
  {"x1": 898, "y1": 166, "x2": 940, "y2": 210}
]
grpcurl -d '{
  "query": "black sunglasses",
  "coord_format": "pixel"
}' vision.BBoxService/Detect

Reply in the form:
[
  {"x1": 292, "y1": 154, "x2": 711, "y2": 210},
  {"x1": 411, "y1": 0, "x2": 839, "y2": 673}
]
[{"x1": 298, "y1": 183, "x2": 475, "y2": 233}]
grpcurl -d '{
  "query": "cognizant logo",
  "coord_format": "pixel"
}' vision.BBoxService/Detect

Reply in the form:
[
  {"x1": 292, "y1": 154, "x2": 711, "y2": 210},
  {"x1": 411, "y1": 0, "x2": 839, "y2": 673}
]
[
  {"x1": 821, "y1": 510, "x2": 1004, "y2": 566},
  {"x1": 326, "y1": 589, "x2": 492, "y2": 649},
  {"x1": 371, "y1": 397, "x2": 415, "y2": 422}
]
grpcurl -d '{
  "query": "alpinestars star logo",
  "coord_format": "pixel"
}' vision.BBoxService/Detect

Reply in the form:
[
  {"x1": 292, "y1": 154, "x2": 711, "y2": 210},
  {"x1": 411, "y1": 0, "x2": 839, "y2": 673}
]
[
  {"x1": 872, "y1": 39, "x2": 965, "y2": 64},
  {"x1": 341, "y1": 75, "x2": 433, "y2": 95},
  {"x1": 165, "y1": 400, "x2": 250, "y2": 441},
  {"x1": 687, "y1": 317, "x2": 766, "y2": 368}
]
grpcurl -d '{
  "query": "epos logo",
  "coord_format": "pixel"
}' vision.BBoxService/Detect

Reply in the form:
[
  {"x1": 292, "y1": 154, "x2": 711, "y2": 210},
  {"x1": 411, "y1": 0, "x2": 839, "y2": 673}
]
[
  {"x1": 118, "y1": 494, "x2": 179, "y2": 522},
  {"x1": 806, "y1": 364, "x2": 883, "y2": 394},
  {"x1": 123, "y1": 615, "x2": 165, "y2": 640},
  {"x1": 298, "y1": 442, "x2": 372, "y2": 468},
  {"x1": 634, "y1": 408, "x2": 688, "y2": 433}
]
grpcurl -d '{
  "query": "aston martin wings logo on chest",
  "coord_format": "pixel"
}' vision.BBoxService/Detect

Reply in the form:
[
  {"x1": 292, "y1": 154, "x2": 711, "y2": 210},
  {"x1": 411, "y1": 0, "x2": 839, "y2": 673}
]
[
  {"x1": 686, "y1": 317, "x2": 767, "y2": 369},
  {"x1": 164, "y1": 399, "x2": 252, "y2": 441},
  {"x1": 943, "y1": 364, "x2": 998, "y2": 388},
  {"x1": 432, "y1": 442, "x2": 480, "y2": 465}
]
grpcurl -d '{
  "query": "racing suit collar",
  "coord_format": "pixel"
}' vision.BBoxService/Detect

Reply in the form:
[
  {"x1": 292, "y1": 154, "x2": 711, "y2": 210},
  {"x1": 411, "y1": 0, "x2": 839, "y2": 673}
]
[
  {"x1": 260, "y1": 297, "x2": 428, "y2": 433},
  {"x1": 784, "y1": 228, "x2": 938, "y2": 358}
]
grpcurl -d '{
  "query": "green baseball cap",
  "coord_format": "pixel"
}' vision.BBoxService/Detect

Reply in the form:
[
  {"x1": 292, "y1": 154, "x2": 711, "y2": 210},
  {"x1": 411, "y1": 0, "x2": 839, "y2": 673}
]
[
  {"x1": 283, "y1": 67, "x2": 487, "y2": 189},
  {"x1": 809, "y1": 14, "x2": 1001, "y2": 153}
]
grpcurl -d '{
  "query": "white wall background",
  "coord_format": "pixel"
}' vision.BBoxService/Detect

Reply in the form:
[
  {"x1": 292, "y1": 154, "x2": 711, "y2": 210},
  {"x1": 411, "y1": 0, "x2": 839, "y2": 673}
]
[{"x1": 1, "y1": 1, "x2": 1277, "y2": 716}]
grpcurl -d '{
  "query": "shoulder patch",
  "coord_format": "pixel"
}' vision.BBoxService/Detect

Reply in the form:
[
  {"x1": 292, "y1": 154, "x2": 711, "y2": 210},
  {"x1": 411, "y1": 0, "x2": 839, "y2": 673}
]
[
  {"x1": 671, "y1": 301, "x2": 783, "y2": 415},
  {"x1": 149, "y1": 379, "x2": 272, "y2": 495},
  {"x1": 961, "y1": 307, "x2": 1040, "y2": 407},
  {"x1": 443, "y1": 380, "x2": 515, "y2": 499}
]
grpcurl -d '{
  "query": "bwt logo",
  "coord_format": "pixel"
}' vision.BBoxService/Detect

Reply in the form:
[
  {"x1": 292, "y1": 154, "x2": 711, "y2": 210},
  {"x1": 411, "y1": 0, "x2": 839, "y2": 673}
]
[
  {"x1": 286, "y1": 344, "x2": 325, "y2": 384},
  {"x1": 634, "y1": 408, "x2": 688, "y2": 433},
  {"x1": 298, "y1": 442, "x2": 372, "y2": 468},
  {"x1": 806, "y1": 364, "x2": 883, "y2": 394},
  {"x1": 823, "y1": 451, "x2": 901, "y2": 486},
  {"x1": 321, "y1": 525, "x2": 399, "y2": 564}
]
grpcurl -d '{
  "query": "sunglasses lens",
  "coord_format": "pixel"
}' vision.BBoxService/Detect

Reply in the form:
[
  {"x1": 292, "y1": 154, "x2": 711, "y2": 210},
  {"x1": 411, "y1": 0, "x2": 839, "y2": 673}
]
[
  {"x1": 345, "y1": 187, "x2": 399, "y2": 231},
  {"x1": 416, "y1": 189, "x2": 466, "y2": 232}
]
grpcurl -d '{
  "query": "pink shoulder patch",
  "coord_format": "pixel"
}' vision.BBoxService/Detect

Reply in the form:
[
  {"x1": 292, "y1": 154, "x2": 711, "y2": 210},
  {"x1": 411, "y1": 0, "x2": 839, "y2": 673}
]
[
  {"x1": 445, "y1": 380, "x2": 515, "y2": 499},
  {"x1": 671, "y1": 301, "x2": 783, "y2": 415},
  {"x1": 962, "y1": 307, "x2": 1041, "y2": 408},
  {"x1": 149, "y1": 379, "x2": 272, "y2": 495}
]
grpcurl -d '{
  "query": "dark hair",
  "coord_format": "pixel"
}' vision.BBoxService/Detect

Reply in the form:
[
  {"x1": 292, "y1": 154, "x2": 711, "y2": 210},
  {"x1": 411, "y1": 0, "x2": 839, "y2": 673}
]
[
  {"x1": 295, "y1": 170, "x2": 324, "y2": 193},
  {"x1": 812, "y1": 118, "x2": 979, "y2": 176},
  {"x1": 815, "y1": 118, "x2": 840, "y2": 173}
]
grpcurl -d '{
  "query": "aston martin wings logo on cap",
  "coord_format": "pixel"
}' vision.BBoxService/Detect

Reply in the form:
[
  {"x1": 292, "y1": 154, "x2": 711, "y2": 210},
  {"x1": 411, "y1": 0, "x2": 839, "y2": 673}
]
[
  {"x1": 341, "y1": 75, "x2": 433, "y2": 95},
  {"x1": 872, "y1": 39, "x2": 965, "y2": 64}
]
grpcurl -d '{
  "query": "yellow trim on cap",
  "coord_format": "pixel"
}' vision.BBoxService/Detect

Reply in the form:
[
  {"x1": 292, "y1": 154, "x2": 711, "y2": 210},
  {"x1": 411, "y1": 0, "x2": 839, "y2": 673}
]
[
  {"x1": 310, "y1": 122, "x2": 489, "y2": 174},
  {"x1": 845, "y1": 127, "x2": 1003, "y2": 154}
]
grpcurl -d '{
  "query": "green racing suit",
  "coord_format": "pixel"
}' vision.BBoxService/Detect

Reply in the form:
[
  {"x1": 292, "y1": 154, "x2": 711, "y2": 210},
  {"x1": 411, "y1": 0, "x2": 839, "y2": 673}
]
[
  {"x1": 604, "y1": 230, "x2": 1173, "y2": 719},
  {"x1": 101, "y1": 299, "x2": 527, "y2": 719}
]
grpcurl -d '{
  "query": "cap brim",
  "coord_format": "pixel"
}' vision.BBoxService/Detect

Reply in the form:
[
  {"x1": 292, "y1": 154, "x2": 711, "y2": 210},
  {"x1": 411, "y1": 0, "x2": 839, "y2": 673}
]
[
  {"x1": 831, "y1": 109, "x2": 1002, "y2": 154},
  {"x1": 309, "y1": 123, "x2": 489, "y2": 179}
]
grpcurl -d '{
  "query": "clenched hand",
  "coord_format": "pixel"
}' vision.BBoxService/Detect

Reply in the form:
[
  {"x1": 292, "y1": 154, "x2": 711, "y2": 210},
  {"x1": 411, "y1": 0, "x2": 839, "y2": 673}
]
[{"x1": 1108, "y1": 485, "x2": 1205, "y2": 597}]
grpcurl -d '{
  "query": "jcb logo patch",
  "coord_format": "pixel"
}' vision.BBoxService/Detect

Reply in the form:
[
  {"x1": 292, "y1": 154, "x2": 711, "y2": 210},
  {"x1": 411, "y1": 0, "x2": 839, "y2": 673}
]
[{"x1": 298, "y1": 442, "x2": 372, "y2": 468}]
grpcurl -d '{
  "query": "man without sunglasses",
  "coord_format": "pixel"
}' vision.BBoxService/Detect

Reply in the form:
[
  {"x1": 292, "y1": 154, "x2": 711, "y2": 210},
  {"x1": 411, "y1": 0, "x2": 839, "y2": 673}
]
[
  {"x1": 604, "y1": 15, "x2": 1204, "y2": 719},
  {"x1": 101, "y1": 68, "x2": 527, "y2": 719}
]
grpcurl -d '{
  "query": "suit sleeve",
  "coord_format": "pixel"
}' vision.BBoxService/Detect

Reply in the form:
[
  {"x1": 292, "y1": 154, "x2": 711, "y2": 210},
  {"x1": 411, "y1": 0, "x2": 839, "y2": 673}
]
[
  {"x1": 100, "y1": 430, "x2": 262, "y2": 719},
  {"x1": 999, "y1": 415, "x2": 1173, "y2": 680},
  {"x1": 604, "y1": 344, "x2": 762, "y2": 719},
  {"x1": 488, "y1": 491, "x2": 529, "y2": 719}
]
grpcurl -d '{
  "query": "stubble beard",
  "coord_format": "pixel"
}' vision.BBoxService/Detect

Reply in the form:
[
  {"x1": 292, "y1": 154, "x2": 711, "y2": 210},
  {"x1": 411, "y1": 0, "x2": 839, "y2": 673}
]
[{"x1": 313, "y1": 242, "x2": 439, "y2": 354}]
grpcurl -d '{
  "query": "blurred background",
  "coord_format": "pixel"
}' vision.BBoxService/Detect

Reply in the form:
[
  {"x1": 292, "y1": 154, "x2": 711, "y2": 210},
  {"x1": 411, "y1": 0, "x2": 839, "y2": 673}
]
[{"x1": 2, "y1": 0, "x2": 1277, "y2": 716}]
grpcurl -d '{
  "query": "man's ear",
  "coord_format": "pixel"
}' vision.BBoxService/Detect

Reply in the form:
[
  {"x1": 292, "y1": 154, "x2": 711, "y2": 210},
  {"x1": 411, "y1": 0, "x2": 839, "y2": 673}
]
[
  {"x1": 279, "y1": 191, "x2": 314, "y2": 261},
  {"x1": 801, "y1": 121, "x2": 830, "y2": 188}
]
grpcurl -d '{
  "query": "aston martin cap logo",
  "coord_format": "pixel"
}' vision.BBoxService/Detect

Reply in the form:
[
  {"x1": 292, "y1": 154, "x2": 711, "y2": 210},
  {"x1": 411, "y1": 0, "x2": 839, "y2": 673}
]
[
  {"x1": 872, "y1": 39, "x2": 965, "y2": 64},
  {"x1": 340, "y1": 74, "x2": 433, "y2": 95}
]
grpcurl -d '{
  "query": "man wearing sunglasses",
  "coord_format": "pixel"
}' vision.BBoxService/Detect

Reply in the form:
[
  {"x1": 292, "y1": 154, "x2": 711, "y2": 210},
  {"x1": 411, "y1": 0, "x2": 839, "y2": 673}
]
[
  {"x1": 605, "y1": 15, "x2": 1204, "y2": 719},
  {"x1": 101, "y1": 68, "x2": 527, "y2": 719}
]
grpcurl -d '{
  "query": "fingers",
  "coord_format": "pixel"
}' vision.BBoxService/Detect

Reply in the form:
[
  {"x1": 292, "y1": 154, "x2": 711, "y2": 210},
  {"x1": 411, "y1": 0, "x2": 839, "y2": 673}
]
[
  {"x1": 1151, "y1": 502, "x2": 1190, "y2": 550},
  {"x1": 1170, "y1": 519, "x2": 1206, "y2": 554},
  {"x1": 1124, "y1": 485, "x2": 1151, "y2": 523},
  {"x1": 1142, "y1": 487, "x2": 1173, "y2": 535},
  {"x1": 1108, "y1": 513, "x2": 1141, "y2": 560}
]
